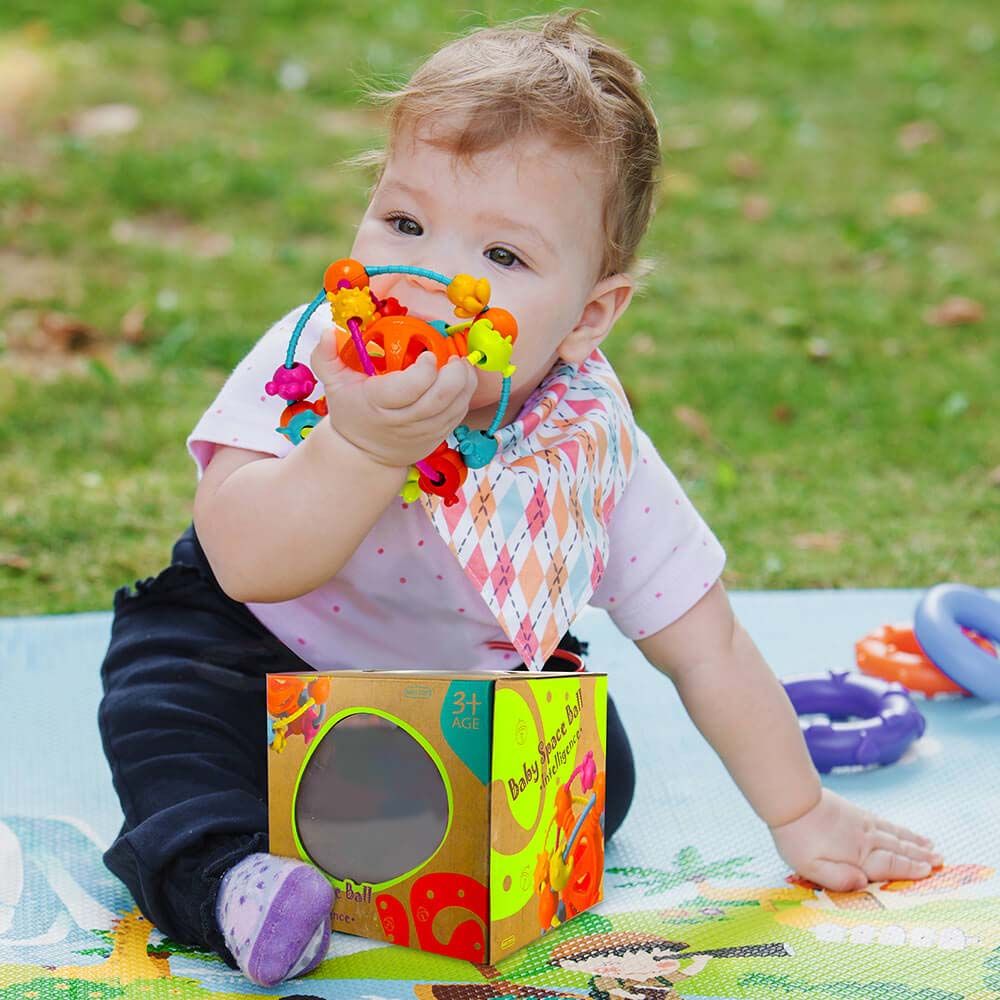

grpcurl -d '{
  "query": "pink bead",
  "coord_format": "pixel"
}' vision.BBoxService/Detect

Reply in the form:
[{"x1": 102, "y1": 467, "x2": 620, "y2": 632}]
[{"x1": 264, "y1": 362, "x2": 316, "y2": 401}]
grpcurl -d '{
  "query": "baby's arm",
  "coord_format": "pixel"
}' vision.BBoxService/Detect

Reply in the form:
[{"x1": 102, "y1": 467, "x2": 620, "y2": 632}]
[
  {"x1": 636, "y1": 582, "x2": 941, "y2": 891},
  {"x1": 194, "y1": 330, "x2": 476, "y2": 603}
]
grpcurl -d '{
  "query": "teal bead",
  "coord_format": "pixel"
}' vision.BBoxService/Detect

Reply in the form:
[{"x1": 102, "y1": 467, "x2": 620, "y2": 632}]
[{"x1": 455, "y1": 425, "x2": 498, "y2": 468}]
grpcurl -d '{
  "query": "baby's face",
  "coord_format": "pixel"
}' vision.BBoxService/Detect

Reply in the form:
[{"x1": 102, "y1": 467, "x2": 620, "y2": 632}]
[{"x1": 350, "y1": 125, "x2": 608, "y2": 427}]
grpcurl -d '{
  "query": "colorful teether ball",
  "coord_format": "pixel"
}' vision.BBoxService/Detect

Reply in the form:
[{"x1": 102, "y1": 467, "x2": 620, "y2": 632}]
[{"x1": 264, "y1": 258, "x2": 520, "y2": 506}]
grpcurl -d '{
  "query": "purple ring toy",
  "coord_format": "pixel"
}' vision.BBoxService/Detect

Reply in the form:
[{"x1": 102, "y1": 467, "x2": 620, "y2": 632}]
[
  {"x1": 782, "y1": 671, "x2": 926, "y2": 774},
  {"x1": 915, "y1": 583, "x2": 1000, "y2": 701}
]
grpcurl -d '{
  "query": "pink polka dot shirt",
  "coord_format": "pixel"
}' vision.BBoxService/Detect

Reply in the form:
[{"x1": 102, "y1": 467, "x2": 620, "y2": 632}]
[{"x1": 187, "y1": 305, "x2": 726, "y2": 671}]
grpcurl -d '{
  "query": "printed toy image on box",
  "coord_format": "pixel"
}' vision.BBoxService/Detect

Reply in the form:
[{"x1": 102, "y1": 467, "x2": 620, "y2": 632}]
[{"x1": 266, "y1": 670, "x2": 607, "y2": 964}]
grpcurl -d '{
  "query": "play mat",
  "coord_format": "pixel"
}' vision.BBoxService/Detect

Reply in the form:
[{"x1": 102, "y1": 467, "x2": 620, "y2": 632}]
[{"x1": 2, "y1": 588, "x2": 999, "y2": 999}]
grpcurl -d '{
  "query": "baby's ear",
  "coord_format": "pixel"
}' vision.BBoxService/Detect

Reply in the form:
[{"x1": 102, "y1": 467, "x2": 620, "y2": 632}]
[{"x1": 558, "y1": 273, "x2": 635, "y2": 365}]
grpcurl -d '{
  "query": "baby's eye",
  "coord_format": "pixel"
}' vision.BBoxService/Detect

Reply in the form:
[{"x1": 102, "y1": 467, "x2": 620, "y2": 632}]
[
  {"x1": 387, "y1": 213, "x2": 423, "y2": 237},
  {"x1": 485, "y1": 246, "x2": 524, "y2": 269}
]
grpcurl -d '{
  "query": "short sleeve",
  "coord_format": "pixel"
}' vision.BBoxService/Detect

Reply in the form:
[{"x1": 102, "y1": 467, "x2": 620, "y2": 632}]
[
  {"x1": 590, "y1": 427, "x2": 727, "y2": 639},
  {"x1": 186, "y1": 301, "x2": 329, "y2": 479}
]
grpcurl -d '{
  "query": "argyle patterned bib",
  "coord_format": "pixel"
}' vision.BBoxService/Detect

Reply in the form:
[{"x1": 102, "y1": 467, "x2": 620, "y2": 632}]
[{"x1": 421, "y1": 349, "x2": 638, "y2": 669}]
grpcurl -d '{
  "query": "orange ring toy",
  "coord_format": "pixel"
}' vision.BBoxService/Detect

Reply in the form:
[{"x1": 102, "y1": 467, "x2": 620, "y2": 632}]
[
  {"x1": 335, "y1": 315, "x2": 458, "y2": 374},
  {"x1": 854, "y1": 623, "x2": 987, "y2": 697}
]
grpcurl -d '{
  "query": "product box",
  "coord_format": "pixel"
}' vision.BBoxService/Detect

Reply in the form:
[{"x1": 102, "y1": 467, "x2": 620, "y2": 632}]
[{"x1": 266, "y1": 669, "x2": 607, "y2": 964}]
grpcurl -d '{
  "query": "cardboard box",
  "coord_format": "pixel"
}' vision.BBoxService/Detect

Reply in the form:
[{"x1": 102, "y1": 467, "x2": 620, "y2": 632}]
[{"x1": 266, "y1": 669, "x2": 607, "y2": 964}]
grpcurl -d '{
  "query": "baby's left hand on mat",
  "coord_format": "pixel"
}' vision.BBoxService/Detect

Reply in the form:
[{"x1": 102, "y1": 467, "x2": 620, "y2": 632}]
[{"x1": 769, "y1": 787, "x2": 942, "y2": 892}]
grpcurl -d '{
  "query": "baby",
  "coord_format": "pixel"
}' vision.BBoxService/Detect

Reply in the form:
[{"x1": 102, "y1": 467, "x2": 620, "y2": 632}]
[{"x1": 98, "y1": 11, "x2": 939, "y2": 988}]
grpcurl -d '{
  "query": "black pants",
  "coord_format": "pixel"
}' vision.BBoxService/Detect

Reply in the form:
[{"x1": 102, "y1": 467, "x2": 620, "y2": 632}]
[{"x1": 98, "y1": 524, "x2": 635, "y2": 966}]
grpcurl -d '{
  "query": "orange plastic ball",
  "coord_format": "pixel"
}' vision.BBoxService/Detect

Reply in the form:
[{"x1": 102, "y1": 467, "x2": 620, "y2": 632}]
[
  {"x1": 324, "y1": 258, "x2": 369, "y2": 294},
  {"x1": 479, "y1": 307, "x2": 518, "y2": 344},
  {"x1": 338, "y1": 315, "x2": 457, "y2": 374}
]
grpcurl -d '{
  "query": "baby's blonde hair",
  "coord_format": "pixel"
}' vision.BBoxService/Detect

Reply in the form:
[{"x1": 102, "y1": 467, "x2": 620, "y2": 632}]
[{"x1": 362, "y1": 10, "x2": 661, "y2": 280}]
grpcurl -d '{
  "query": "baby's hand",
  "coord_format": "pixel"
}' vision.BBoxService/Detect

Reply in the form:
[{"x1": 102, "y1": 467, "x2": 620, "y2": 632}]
[
  {"x1": 310, "y1": 328, "x2": 477, "y2": 468},
  {"x1": 769, "y1": 788, "x2": 942, "y2": 892}
]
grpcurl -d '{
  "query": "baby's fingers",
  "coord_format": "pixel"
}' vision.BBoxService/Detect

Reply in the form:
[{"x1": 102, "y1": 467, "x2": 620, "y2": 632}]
[
  {"x1": 367, "y1": 352, "x2": 440, "y2": 409},
  {"x1": 310, "y1": 329, "x2": 354, "y2": 379},
  {"x1": 876, "y1": 816, "x2": 937, "y2": 854},
  {"x1": 798, "y1": 859, "x2": 867, "y2": 893},
  {"x1": 863, "y1": 847, "x2": 933, "y2": 883},
  {"x1": 406, "y1": 356, "x2": 477, "y2": 421},
  {"x1": 867, "y1": 827, "x2": 941, "y2": 869}
]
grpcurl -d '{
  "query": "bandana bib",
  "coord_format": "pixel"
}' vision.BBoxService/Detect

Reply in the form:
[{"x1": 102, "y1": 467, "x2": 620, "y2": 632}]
[{"x1": 421, "y1": 349, "x2": 638, "y2": 669}]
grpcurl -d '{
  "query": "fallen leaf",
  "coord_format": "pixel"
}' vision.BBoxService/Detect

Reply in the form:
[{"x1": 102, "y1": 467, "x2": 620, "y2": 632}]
[
  {"x1": 924, "y1": 297, "x2": 985, "y2": 326},
  {"x1": 0, "y1": 45, "x2": 52, "y2": 118},
  {"x1": 806, "y1": 337, "x2": 832, "y2": 361},
  {"x1": 0, "y1": 553, "x2": 31, "y2": 571},
  {"x1": 40, "y1": 311, "x2": 101, "y2": 353},
  {"x1": 727, "y1": 152, "x2": 760, "y2": 179},
  {"x1": 793, "y1": 532, "x2": 845, "y2": 552},
  {"x1": 742, "y1": 194, "x2": 772, "y2": 221},
  {"x1": 70, "y1": 103, "x2": 141, "y2": 139},
  {"x1": 0, "y1": 250, "x2": 63, "y2": 306},
  {"x1": 769, "y1": 307, "x2": 808, "y2": 334},
  {"x1": 886, "y1": 190, "x2": 933, "y2": 217},
  {"x1": 1, "y1": 309, "x2": 129, "y2": 379},
  {"x1": 674, "y1": 405, "x2": 713, "y2": 443},
  {"x1": 179, "y1": 17, "x2": 211, "y2": 44},
  {"x1": 631, "y1": 333, "x2": 656, "y2": 356},
  {"x1": 120, "y1": 303, "x2": 148, "y2": 344},
  {"x1": 771, "y1": 404, "x2": 795, "y2": 424},
  {"x1": 989, "y1": 466, "x2": 1000, "y2": 488},
  {"x1": 897, "y1": 120, "x2": 940, "y2": 152},
  {"x1": 119, "y1": 1, "x2": 154, "y2": 26}
]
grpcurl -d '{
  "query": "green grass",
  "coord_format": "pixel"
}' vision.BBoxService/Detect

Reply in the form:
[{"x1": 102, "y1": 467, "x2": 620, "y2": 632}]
[{"x1": 1, "y1": 0, "x2": 998, "y2": 614}]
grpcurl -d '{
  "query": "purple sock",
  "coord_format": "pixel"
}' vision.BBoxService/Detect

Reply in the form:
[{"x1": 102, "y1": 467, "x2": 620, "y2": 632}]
[{"x1": 215, "y1": 853, "x2": 333, "y2": 986}]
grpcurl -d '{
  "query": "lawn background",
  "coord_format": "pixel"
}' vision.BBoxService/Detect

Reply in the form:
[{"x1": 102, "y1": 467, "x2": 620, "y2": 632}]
[{"x1": 1, "y1": 0, "x2": 997, "y2": 615}]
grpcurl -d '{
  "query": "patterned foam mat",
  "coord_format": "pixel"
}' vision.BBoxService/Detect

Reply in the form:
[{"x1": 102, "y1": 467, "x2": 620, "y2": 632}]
[{"x1": 2, "y1": 590, "x2": 999, "y2": 999}]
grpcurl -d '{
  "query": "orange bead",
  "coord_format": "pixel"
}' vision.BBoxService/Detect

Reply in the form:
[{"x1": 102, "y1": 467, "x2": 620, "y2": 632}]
[
  {"x1": 479, "y1": 306, "x2": 518, "y2": 344},
  {"x1": 323, "y1": 258, "x2": 369, "y2": 294}
]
